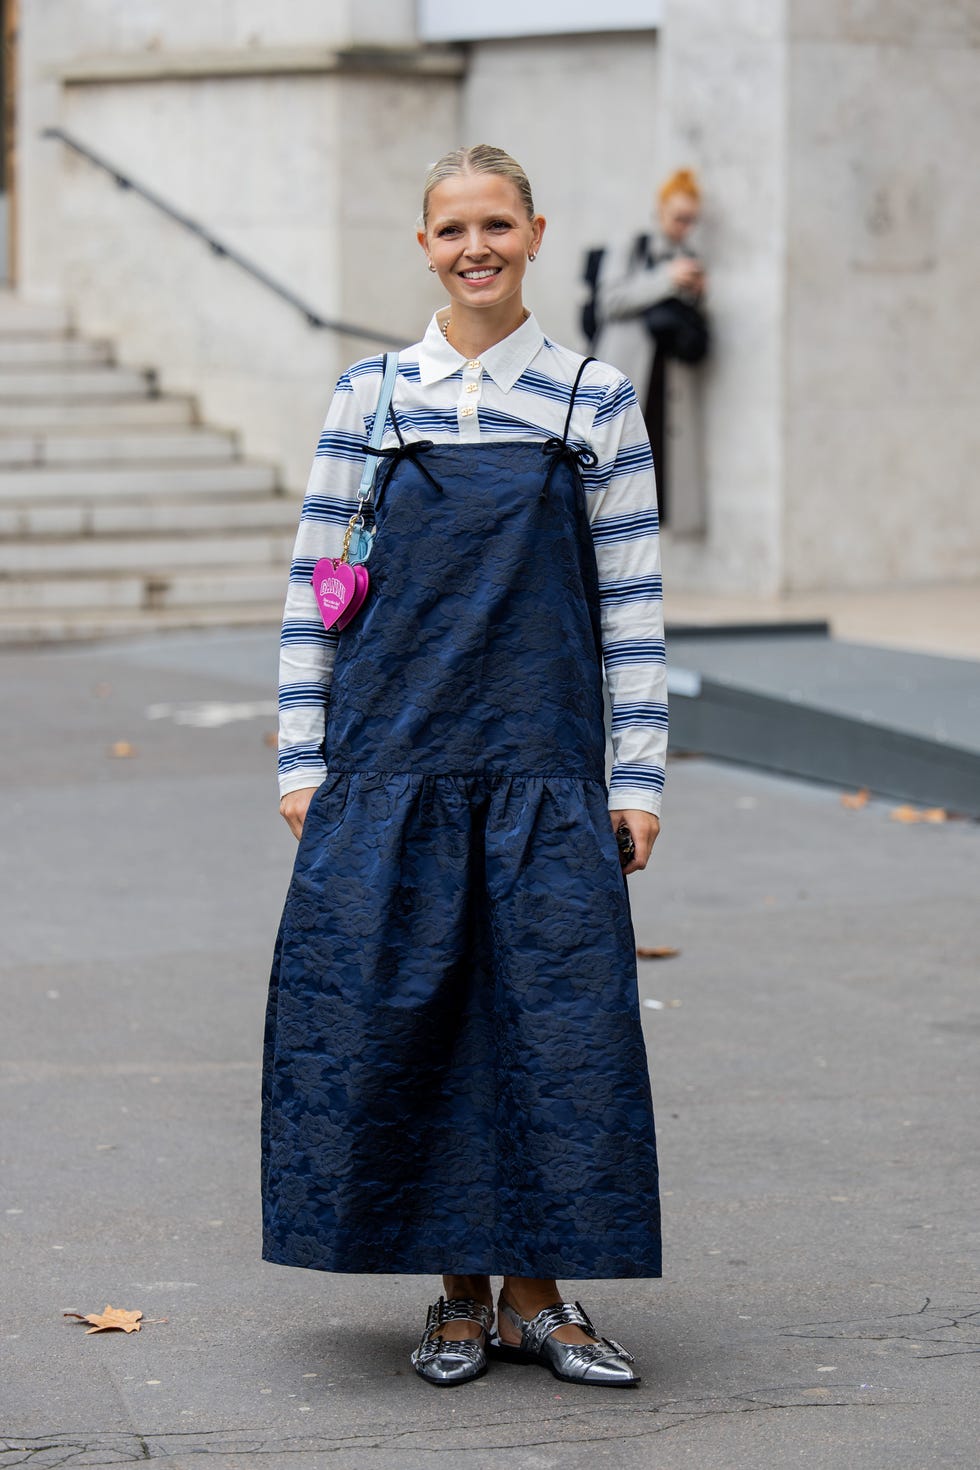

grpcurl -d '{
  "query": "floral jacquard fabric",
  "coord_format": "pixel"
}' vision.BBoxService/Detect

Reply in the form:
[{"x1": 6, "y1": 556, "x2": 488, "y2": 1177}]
[{"x1": 261, "y1": 438, "x2": 661, "y2": 1279}]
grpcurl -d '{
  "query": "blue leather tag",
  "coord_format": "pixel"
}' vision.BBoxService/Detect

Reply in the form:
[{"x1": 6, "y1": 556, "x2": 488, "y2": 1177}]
[{"x1": 347, "y1": 526, "x2": 375, "y2": 565}]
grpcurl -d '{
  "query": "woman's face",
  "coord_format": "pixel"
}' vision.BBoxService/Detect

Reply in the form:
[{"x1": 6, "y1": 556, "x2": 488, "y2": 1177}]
[
  {"x1": 658, "y1": 191, "x2": 700, "y2": 244},
  {"x1": 419, "y1": 173, "x2": 545, "y2": 316}
]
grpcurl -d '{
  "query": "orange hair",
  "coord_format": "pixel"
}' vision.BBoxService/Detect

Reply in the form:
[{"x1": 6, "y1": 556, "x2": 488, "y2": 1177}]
[{"x1": 658, "y1": 168, "x2": 701, "y2": 204}]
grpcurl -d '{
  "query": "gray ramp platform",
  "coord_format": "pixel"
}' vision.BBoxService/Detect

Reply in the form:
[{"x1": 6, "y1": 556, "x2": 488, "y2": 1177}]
[{"x1": 665, "y1": 628, "x2": 980, "y2": 816}]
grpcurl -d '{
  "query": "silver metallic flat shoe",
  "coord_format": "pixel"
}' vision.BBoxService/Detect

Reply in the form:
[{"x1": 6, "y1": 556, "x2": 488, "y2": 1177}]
[
  {"x1": 410, "y1": 1295, "x2": 494, "y2": 1387},
  {"x1": 490, "y1": 1299, "x2": 641, "y2": 1387}
]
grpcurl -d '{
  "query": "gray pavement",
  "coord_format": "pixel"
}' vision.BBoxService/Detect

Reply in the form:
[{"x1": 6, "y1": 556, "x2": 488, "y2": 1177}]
[{"x1": 2, "y1": 628, "x2": 978, "y2": 1469}]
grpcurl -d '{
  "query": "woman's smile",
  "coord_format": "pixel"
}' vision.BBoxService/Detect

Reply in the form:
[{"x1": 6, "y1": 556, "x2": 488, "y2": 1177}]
[{"x1": 419, "y1": 171, "x2": 545, "y2": 336}]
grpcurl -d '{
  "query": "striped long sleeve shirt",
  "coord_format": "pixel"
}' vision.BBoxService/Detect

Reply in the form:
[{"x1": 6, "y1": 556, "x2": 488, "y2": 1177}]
[{"x1": 278, "y1": 311, "x2": 667, "y2": 815}]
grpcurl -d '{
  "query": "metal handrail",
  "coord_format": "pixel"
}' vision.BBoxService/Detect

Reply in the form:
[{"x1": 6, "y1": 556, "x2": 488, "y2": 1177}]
[{"x1": 43, "y1": 126, "x2": 404, "y2": 347}]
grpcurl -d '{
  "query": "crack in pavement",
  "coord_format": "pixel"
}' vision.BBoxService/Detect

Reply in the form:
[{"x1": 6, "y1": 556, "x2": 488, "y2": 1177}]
[
  {"x1": 779, "y1": 1293, "x2": 980, "y2": 1359},
  {"x1": 0, "y1": 1389, "x2": 896, "y2": 1465},
  {"x1": 0, "y1": 1430, "x2": 246, "y2": 1468},
  {"x1": 8, "y1": 1303, "x2": 963, "y2": 1465}
]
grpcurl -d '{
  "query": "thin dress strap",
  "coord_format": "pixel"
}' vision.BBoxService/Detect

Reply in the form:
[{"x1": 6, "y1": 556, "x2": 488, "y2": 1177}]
[
  {"x1": 561, "y1": 356, "x2": 597, "y2": 445},
  {"x1": 363, "y1": 360, "x2": 443, "y2": 499},
  {"x1": 540, "y1": 357, "x2": 599, "y2": 501}
]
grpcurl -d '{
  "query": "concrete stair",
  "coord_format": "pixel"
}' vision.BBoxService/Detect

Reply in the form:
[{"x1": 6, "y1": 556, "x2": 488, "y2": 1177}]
[{"x1": 0, "y1": 294, "x2": 296, "y2": 643}]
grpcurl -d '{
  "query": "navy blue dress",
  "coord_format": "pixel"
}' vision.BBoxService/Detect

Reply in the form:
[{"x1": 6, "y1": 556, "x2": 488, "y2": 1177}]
[{"x1": 261, "y1": 372, "x2": 661, "y2": 1279}]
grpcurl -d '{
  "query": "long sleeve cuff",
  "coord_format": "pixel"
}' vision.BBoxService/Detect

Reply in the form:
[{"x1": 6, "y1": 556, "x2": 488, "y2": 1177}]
[
  {"x1": 278, "y1": 752, "x2": 327, "y2": 800},
  {"x1": 607, "y1": 782, "x2": 663, "y2": 818}
]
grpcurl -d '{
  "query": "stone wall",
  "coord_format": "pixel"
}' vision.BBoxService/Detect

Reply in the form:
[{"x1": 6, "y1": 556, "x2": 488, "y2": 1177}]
[
  {"x1": 17, "y1": 0, "x2": 457, "y2": 491},
  {"x1": 782, "y1": 1, "x2": 980, "y2": 589},
  {"x1": 655, "y1": 0, "x2": 789, "y2": 596},
  {"x1": 460, "y1": 31, "x2": 662, "y2": 348}
]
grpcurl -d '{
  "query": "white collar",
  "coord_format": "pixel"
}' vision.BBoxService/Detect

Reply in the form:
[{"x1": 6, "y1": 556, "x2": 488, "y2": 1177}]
[{"x1": 417, "y1": 310, "x2": 545, "y2": 393}]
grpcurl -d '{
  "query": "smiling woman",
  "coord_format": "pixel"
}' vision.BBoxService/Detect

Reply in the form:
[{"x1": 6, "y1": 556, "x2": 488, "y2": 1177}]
[
  {"x1": 263, "y1": 145, "x2": 668, "y2": 1393},
  {"x1": 417, "y1": 147, "x2": 545, "y2": 361},
  {"x1": 421, "y1": 174, "x2": 542, "y2": 358}
]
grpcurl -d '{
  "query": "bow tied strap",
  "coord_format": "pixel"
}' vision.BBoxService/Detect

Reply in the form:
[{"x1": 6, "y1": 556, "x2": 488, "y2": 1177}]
[
  {"x1": 364, "y1": 439, "x2": 443, "y2": 503},
  {"x1": 540, "y1": 438, "x2": 599, "y2": 502}
]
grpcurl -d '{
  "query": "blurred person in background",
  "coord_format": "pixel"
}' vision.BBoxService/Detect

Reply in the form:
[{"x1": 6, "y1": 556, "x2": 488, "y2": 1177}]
[
  {"x1": 264, "y1": 145, "x2": 666, "y2": 1391},
  {"x1": 587, "y1": 169, "x2": 709, "y2": 534}
]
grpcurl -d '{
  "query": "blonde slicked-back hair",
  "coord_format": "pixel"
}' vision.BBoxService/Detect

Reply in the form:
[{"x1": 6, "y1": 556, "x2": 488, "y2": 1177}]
[{"x1": 421, "y1": 145, "x2": 536, "y2": 227}]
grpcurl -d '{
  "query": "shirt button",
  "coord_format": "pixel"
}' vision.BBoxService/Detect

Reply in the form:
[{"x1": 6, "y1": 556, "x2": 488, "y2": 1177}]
[
  {"x1": 468, "y1": 360, "x2": 481, "y2": 370},
  {"x1": 465, "y1": 383, "x2": 478, "y2": 393},
  {"x1": 461, "y1": 406, "x2": 475, "y2": 417}
]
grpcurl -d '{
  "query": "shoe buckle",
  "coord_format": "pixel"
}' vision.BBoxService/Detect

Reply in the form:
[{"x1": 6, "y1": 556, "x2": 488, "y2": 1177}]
[
  {"x1": 572, "y1": 1299, "x2": 599, "y2": 1335},
  {"x1": 572, "y1": 1302, "x2": 634, "y2": 1363},
  {"x1": 604, "y1": 1336, "x2": 635, "y2": 1363}
]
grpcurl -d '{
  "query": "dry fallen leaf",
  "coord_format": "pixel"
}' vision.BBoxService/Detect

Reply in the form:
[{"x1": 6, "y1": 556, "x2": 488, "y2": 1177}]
[
  {"x1": 890, "y1": 805, "x2": 947, "y2": 824},
  {"x1": 64, "y1": 1305, "x2": 143, "y2": 1334},
  {"x1": 636, "y1": 946, "x2": 681, "y2": 960},
  {"x1": 840, "y1": 788, "x2": 870, "y2": 810},
  {"x1": 108, "y1": 741, "x2": 137, "y2": 759}
]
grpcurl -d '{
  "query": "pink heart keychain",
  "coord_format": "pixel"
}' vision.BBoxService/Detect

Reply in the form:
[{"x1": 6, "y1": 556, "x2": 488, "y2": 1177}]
[
  {"x1": 312, "y1": 558, "x2": 370, "y2": 632},
  {"x1": 336, "y1": 562, "x2": 369, "y2": 630}
]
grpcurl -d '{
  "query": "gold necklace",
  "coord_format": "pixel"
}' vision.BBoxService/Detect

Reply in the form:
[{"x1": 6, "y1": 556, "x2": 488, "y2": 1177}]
[{"x1": 440, "y1": 309, "x2": 529, "y2": 349}]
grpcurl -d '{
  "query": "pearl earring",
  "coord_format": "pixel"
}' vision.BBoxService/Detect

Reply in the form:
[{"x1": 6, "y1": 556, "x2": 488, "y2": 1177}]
[
  {"x1": 528, "y1": 251, "x2": 537, "y2": 261},
  {"x1": 427, "y1": 261, "x2": 436, "y2": 272}
]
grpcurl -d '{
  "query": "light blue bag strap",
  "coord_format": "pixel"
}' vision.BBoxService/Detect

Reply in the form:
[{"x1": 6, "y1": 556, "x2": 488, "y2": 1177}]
[{"x1": 356, "y1": 351, "x2": 400, "y2": 505}]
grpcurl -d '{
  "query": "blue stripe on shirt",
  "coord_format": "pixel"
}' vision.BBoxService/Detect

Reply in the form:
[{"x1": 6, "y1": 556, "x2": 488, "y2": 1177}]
[
  {"x1": 610, "y1": 701, "x2": 669, "y2": 731},
  {"x1": 603, "y1": 638, "x2": 667, "y2": 668},
  {"x1": 599, "y1": 574, "x2": 663, "y2": 605},
  {"x1": 277, "y1": 742, "x2": 325, "y2": 775},
  {"x1": 592, "y1": 378, "x2": 636, "y2": 426},
  {"x1": 591, "y1": 509, "x2": 660, "y2": 544},
  {"x1": 300, "y1": 495, "x2": 363, "y2": 525},
  {"x1": 279, "y1": 682, "x2": 328, "y2": 712},
  {"x1": 610, "y1": 762, "x2": 666, "y2": 792},
  {"x1": 289, "y1": 557, "x2": 318, "y2": 583},
  {"x1": 281, "y1": 618, "x2": 338, "y2": 648},
  {"x1": 313, "y1": 429, "x2": 367, "y2": 461},
  {"x1": 513, "y1": 366, "x2": 606, "y2": 410}
]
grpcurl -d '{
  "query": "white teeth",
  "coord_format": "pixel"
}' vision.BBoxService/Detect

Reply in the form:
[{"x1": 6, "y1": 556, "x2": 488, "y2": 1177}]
[{"x1": 461, "y1": 269, "x2": 499, "y2": 280}]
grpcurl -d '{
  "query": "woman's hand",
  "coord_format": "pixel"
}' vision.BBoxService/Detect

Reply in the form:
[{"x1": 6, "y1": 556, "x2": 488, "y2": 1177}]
[
  {"x1": 279, "y1": 786, "x2": 319, "y2": 841},
  {"x1": 610, "y1": 809, "x2": 661, "y2": 875},
  {"x1": 669, "y1": 257, "x2": 705, "y2": 296}
]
